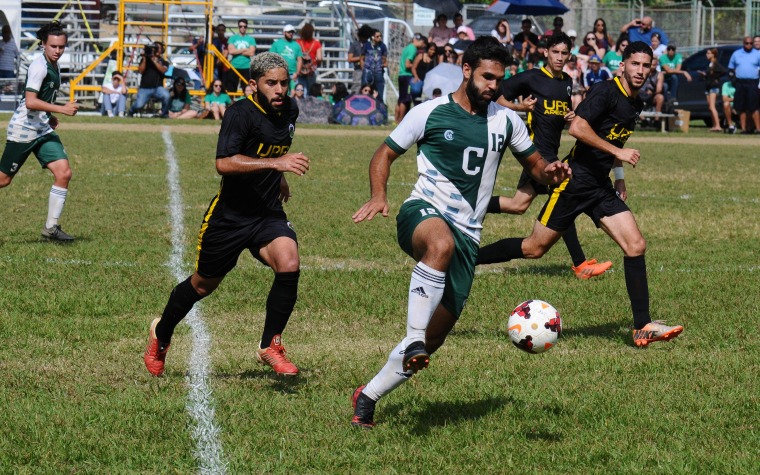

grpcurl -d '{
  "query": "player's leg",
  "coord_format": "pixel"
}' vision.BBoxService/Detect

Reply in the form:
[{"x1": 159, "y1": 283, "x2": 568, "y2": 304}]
[
  {"x1": 38, "y1": 136, "x2": 74, "y2": 241},
  {"x1": 0, "y1": 140, "x2": 33, "y2": 188},
  {"x1": 255, "y1": 235, "x2": 300, "y2": 375},
  {"x1": 598, "y1": 210, "x2": 682, "y2": 346}
]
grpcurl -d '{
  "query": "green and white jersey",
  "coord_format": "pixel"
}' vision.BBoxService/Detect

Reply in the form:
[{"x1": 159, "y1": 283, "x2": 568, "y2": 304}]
[
  {"x1": 385, "y1": 94, "x2": 536, "y2": 243},
  {"x1": 7, "y1": 54, "x2": 60, "y2": 142}
]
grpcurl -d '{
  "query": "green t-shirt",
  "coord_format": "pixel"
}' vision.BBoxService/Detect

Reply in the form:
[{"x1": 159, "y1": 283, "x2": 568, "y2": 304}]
[
  {"x1": 169, "y1": 93, "x2": 192, "y2": 112},
  {"x1": 204, "y1": 92, "x2": 232, "y2": 105},
  {"x1": 602, "y1": 50, "x2": 622, "y2": 71},
  {"x1": 270, "y1": 38, "x2": 303, "y2": 75},
  {"x1": 660, "y1": 53, "x2": 683, "y2": 74},
  {"x1": 399, "y1": 43, "x2": 417, "y2": 77},
  {"x1": 227, "y1": 34, "x2": 256, "y2": 69}
]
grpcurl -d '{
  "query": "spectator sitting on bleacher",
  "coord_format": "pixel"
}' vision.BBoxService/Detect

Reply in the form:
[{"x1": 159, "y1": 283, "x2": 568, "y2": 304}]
[
  {"x1": 202, "y1": 80, "x2": 232, "y2": 120},
  {"x1": 167, "y1": 78, "x2": 198, "y2": 119},
  {"x1": 128, "y1": 42, "x2": 170, "y2": 117},
  {"x1": 583, "y1": 55, "x2": 611, "y2": 89},
  {"x1": 102, "y1": 71, "x2": 127, "y2": 117}
]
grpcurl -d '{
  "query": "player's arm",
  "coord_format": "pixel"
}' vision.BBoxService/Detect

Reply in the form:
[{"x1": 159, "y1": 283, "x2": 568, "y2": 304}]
[
  {"x1": 569, "y1": 114, "x2": 641, "y2": 167},
  {"x1": 216, "y1": 152, "x2": 309, "y2": 176},
  {"x1": 517, "y1": 150, "x2": 571, "y2": 186},
  {"x1": 25, "y1": 90, "x2": 78, "y2": 116},
  {"x1": 612, "y1": 158, "x2": 627, "y2": 201},
  {"x1": 352, "y1": 143, "x2": 400, "y2": 223}
]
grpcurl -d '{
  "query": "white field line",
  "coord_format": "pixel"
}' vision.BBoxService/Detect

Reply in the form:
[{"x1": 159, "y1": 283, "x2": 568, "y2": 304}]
[{"x1": 162, "y1": 129, "x2": 227, "y2": 475}]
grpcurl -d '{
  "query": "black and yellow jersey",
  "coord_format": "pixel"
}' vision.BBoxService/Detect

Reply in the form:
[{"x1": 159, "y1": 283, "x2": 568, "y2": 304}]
[
  {"x1": 213, "y1": 95, "x2": 299, "y2": 218},
  {"x1": 568, "y1": 77, "x2": 643, "y2": 187},
  {"x1": 498, "y1": 66, "x2": 571, "y2": 162}
]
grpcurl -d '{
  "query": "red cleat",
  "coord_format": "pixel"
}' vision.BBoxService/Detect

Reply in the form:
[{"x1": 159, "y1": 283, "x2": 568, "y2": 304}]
[
  {"x1": 256, "y1": 334, "x2": 299, "y2": 376},
  {"x1": 144, "y1": 318, "x2": 170, "y2": 376},
  {"x1": 572, "y1": 258, "x2": 612, "y2": 279}
]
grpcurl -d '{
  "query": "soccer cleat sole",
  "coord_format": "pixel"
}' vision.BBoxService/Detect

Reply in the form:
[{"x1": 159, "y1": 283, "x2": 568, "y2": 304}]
[
  {"x1": 634, "y1": 326, "x2": 684, "y2": 347},
  {"x1": 403, "y1": 354, "x2": 430, "y2": 373}
]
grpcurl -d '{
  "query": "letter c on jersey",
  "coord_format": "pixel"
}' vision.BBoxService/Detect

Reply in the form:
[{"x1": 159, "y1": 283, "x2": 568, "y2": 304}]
[{"x1": 462, "y1": 146, "x2": 484, "y2": 175}]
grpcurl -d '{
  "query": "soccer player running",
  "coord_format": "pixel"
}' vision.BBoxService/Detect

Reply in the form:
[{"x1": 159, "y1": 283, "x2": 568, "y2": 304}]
[
  {"x1": 0, "y1": 21, "x2": 79, "y2": 241},
  {"x1": 478, "y1": 33, "x2": 612, "y2": 279},
  {"x1": 350, "y1": 37, "x2": 571, "y2": 428},
  {"x1": 144, "y1": 53, "x2": 310, "y2": 377},
  {"x1": 478, "y1": 41, "x2": 683, "y2": 348}
]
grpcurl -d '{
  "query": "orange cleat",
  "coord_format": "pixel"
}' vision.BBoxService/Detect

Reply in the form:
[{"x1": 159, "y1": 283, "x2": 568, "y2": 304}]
[
  {"x1": 256, "y1": 334, "x2": 299, "y2": 376},
  {"x1": 633, "y1": 321, "x2": 684, "y2": 347},
  {"x1": 144, "y1": 318, "x2": 170, "y2": 376},
  {"x1": 572, "y1": 258, "x2": 612, "y2": 279}
]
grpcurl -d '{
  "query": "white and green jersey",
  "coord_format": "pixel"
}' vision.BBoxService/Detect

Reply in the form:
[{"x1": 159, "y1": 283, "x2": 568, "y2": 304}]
[
  {"x1": 7, "y1": 54, "x2": 60, "y2": 143},
  {"x1": 385, "y1": 94, "x2": 536, "y2": 243}
]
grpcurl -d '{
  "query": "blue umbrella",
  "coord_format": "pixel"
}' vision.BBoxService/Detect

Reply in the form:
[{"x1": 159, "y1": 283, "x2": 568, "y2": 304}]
[{"x1": 487, "y1": 0, "x2": 569, "y2": 16}]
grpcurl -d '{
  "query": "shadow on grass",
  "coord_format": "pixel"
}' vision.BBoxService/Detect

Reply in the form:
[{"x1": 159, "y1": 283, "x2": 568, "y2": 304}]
[
  {"x1": 477, "y1": 263, "x2": 570, "y2": 277},
  {"x1": 562, "y1": 320, "x2": 630, "y2": 343},
  {"x1": 213, "y1": 369, "x2": 307, "y2": 393},
  {"x1": 382, "y1": 396, "x2": 515, "y2": 436}
]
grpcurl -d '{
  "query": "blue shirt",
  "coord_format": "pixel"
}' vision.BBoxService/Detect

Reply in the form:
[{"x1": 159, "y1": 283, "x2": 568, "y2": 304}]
[
  {"x1": 728, "y1": 47, "x2": 760, "y2": 79},
  {"x1": 626, "y1": 26, "x2": 668, "y2": 46}
]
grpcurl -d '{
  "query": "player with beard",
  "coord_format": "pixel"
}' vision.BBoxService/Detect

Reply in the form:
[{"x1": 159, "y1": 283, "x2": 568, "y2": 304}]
[
  {"x1": 350, "y1": 36, "x2": 571, "y2": 428},
  {"x1": 473, "y1": 41, "x2": 683, "y2": 347},
  {"x1": 144, "y1": 53, "x2": 311, "y2": 377},
  {"x1": 478, "y1": 33, "x2": 612, "y2": 279}
]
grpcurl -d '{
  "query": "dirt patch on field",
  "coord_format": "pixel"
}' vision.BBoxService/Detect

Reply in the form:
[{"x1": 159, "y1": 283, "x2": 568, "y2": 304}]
[{"x1": 2, "y1": 120, "x2": 758, "y2": 145}]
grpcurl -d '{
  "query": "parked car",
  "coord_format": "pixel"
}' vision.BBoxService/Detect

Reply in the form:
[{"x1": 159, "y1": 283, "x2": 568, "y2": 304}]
[{"x1": 674, "y1": 44, "x2": 740, "y2": 123}]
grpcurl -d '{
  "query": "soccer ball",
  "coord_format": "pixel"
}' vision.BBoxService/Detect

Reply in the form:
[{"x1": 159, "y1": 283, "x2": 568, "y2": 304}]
[{"x1": 506, "y1": 300, "x2": 562, "y2": 354}]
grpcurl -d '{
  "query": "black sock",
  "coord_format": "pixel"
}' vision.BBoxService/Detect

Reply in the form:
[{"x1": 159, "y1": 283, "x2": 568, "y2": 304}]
[
  {"x1": 624, "y1": 255, "x2": 650, "y2": 329},
  {"x1": 562, "y1": 223, "x2": 587, "y2": 267},
  {"x1": 486, "y1": 196, "x2": 501, "y2": 214},
  {"x1": 476, "y1": 238, "x2": 525, "y2": 265},
  {"x1": 155, "y1": 277, "x2": 204, "y2": 346},
  {"x1": 261, "y1": 271, "x2": 300, "y2": 348}
]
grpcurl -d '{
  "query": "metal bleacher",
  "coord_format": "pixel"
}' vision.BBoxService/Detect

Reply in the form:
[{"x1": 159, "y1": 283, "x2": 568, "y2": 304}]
[{"x1": 10, "y1": 0, "x2": 376, "y2": 110}]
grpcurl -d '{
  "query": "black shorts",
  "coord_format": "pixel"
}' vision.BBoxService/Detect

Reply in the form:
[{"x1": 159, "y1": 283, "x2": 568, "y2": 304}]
[
  {"x1": 733, "y1": 79, "x2": 759, "y2": 113},
  {"x1": 195, "y1": 213, "x2": 297, "y2": 278},
  {"x1": 516, "y1": 170, "x2": 550, "y2": 196},
  {"x1": 536, "y1": 179, "x2": 630, "y2": 232},
  {"x1": 398, "y1": 75, "x2": 412, "y2": 105}
]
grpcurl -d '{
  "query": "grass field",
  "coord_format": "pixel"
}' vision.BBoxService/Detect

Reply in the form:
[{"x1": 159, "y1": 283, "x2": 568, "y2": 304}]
[{"x1": 0, "y1": 117, "x2": 758, "y2": 474}]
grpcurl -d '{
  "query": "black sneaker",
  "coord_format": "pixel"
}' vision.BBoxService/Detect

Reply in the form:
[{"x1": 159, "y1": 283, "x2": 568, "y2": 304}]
[
  {"x1": 402, "y1": 340, "x2": 429, "y2": 374},
  {"x1": 351, "y1": 385, "x2": 376, "y2": 429},
  {"x1": 41, "y1": 224, "x2": 74, "y2": 242},
  {"x1": 727, "y1": 126, "x2": 736, "y2": 134}
]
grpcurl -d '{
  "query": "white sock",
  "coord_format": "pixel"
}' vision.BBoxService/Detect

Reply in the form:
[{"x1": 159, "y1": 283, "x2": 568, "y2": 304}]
[
  {"x1": 46, "y1": 185, "x2": 68, "y2": 228},
  {"x1": 405, "y1": 261, "x2": 446, "y2": 345},
  {"x1": 363, "y1": 340, "x2": 411, "y2": 401}
]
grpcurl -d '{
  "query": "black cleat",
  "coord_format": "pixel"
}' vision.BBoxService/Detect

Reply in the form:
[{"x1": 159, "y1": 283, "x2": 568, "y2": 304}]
[
  {"x1": 41, "y1": 225, "x2": 74, "y2": 242},
  {"x1": 351, "y1": 385, "x2": 376, "y2": 429},
  {"x1": 402, "y1": 340, "x2": 429, "y2": 374}
]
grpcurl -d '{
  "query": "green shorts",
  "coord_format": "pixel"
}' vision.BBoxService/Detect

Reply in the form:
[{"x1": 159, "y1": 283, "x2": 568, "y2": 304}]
[
  {"x1": 0, "y1": 133, "x2": 68, "y2": 176},
  {"x1": 396, "y1": 199, "x2": 479, "y2": 318}
]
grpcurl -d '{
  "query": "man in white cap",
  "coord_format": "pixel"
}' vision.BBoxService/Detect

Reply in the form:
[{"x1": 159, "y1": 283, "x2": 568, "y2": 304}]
[{"x1": 270, "y1": 24, "x2": 303, "y2": 91}]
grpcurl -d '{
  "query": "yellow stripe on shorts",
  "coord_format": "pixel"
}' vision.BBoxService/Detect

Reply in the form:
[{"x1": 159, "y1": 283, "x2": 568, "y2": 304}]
[
  {"x1": 539, "y1": 177, "x2": 571, "y2": 227},
  {"x1": 195, "y1": 190, "x2": 221, "y2": 270}
]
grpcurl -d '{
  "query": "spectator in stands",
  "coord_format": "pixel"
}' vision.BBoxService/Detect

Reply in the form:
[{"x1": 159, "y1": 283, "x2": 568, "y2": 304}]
[
  {"x1": 649, "y1": 32, "x2": 666, "y2": 58},
  {"x1": 412, "y1": 41, "x2": 438, "y2": 97},
  {"x1": 348, "y1": 25, "x2": 372, "y2": 95},
  {"x1": 491, "y1": 18, "x2": 512, "y2": 48},
  {"x1": 296, "y1": 23, "x2": 322, "y2": 92},
  {"x1": 308, "y1": 83, "x2": 324, "y2": 100},
  {"x1": 592, "y1": 18, "x2": 614, "y2": 57},
  {"x1": 359, "y1": 83, "x2": 376, "y2": 98},
  {"x1": 660, "y1": 44, "x2": 691, "y2": 100},
  {"x1": 270, "y1": 24, "x2": 303, "y2": 91},
  {"x1": 542, "y1": 16, "x2": 564, "y2": 38},
  {"x1": 102, "y1": 70, "x2": 127, "y2": 117},
  {"x1": 721, "y1": 80, "x2": 736, "y2": 134},
  {"x1": 442, "y1": 44, "x2": 458, "y2": 64},
  {"x1": 397, "y1": 33, "x2": 425, "y2": 123},
  {"x1": 728, "y1": 36, "x2": 760, "y2": 133},
  {"x1": 292, "y1": 84, "x2": 305, "y2": 103},
  {"x1": 224, "y1": 19, "x2": 256, "y2": 93},
  {"x1": 329, "y1": 82, "x2": 349, "y2": 105},
  {"x1": 619, "y1": 16, "x2": 669, "y2": 46},
  {"x1": 0, "y1": 25, "x2": 19, "y2": 84},
  {"x1": 577, "y1": 31, "x2": 602, "y2": 66},
  {"x1": 514, "y1": 19, "x2": 538, "y2": 59},
  {"x1": 700, "y1": 47, "x2": 727, "y2": 132},
  {"x1": 202, "y1": 80, "x2": 232, "y2": 120},
  {"x1": 361, "y1": 28, "x2": 388, "y2": 101},
  {"x1": 566, "y1": 29, "x2": 579, "y2": 55},
  {"x1": 211, "y1": 24, "x2": 228, "y2": 81},
  {"x1": 128, "y1": 42, "x2": 170, "y2": 117},
  {"x1": 453, "y1": 13, "x2": 474, "y2": 41},
  {"x1": 167, "y1": 78, "x2": 197, "y2": 119},
  {"x1": 603, "y1": 34, "x2": 628, "y2": 76},
  {"x1": 638, "y1": 57, "x2": 665, "y2": 126},
  {"x1": 583, "y1": 54, "x2": 610, "y2": 89},
  {"x1": 428, "y1": 14, "x2": 455, "y2": 60},
  {"x1": 188, "y1": 32, "x2": 205, "y2": 87},
  {"x1": 563, "y1": 55, "x2": 584, "y2": 109}
]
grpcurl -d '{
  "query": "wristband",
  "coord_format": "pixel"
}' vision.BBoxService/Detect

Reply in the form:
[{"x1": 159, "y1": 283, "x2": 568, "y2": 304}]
[
  {"x1": 613, "y1": 166, "x2": 625, "y2": 180},
  {"x1": 487, "y1": 196, "x2": 501, "y2": 214}
]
